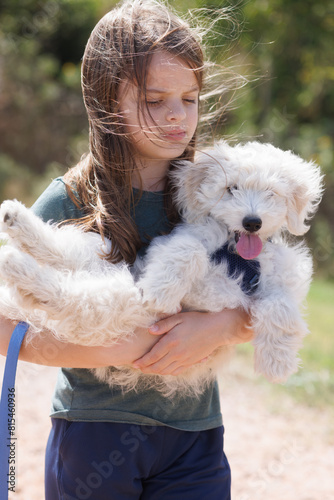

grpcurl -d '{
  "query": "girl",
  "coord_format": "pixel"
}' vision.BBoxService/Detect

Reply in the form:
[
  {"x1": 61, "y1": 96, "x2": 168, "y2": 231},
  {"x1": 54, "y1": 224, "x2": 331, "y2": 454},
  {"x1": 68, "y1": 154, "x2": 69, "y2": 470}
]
[{"x1": 0, "y1": 0, "x2": 253, "y2": 498}]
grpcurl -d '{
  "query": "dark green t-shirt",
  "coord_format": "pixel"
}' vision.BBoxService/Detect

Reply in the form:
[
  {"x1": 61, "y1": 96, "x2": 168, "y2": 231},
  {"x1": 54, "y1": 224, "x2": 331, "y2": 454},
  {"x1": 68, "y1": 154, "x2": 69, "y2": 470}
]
[{"x1": 31, "y1": 177, "x2": 222, "y2": 430}]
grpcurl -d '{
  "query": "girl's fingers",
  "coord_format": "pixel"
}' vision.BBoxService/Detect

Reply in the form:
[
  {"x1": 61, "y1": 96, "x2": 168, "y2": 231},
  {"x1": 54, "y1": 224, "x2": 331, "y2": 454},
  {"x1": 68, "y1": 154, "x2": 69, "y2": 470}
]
[
  {"x1": 132, "y1": 337, "x2": 173, "y2": 368},
  {"x1": 134, "y1": 347, "x2": 209, "y2": 375},
  {"x1": 162, "y1": 356, "x2": 209, "y2": 376},
  {"x1": 133, "y1": 314, "x2": 183, "y2": 368},
  {"x1": 138, "y1": 356, "x2": 209, "y2": 376},
  {"x1": 136, "y1": 355, "x2": 176, "y2": 374},
  {"x1": 148, "y1": 311, "x2": 182, "y2": 335},
  {"x1": 135, "y1": 355, "x2": 187, "y2": 375},
  {"x1": 167, "y1": 364, "x2": 188, "y2": 376}
]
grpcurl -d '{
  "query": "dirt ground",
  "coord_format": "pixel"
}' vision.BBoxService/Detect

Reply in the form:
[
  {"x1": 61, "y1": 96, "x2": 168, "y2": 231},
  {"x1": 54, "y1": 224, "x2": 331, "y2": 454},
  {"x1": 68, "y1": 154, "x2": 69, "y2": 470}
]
[{"x1": 1, "y1": 356, "x2": 333, "y2": 500}]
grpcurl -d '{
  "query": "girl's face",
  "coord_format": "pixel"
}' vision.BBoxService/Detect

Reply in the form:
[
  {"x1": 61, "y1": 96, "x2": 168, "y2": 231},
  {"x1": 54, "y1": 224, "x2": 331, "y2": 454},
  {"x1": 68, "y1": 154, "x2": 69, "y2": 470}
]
[{"x1": 119, "y1": 51, "x2": 199, "y2": 188}]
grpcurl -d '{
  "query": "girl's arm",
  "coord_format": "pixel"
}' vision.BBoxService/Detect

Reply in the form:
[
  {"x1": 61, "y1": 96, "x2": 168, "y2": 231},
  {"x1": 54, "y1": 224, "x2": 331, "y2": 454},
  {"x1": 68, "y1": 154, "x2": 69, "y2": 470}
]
[
  {"x1": 133, "y1": 308, "x2": 253, "y2": 375},
  {"x1": 0, "y1": 316, "x2": 160, "y2": 368},
  {"x1": 0, "y1": 309, "x2": 252, "y2": 373}
]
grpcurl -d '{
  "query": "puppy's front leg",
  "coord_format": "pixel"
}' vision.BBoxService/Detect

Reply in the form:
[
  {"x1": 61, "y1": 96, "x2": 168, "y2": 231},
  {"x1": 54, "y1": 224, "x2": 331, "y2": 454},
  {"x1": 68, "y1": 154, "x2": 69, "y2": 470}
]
[
  {"x1": 251, "y1": 295, "x2": 308, "y2": 383},
  {"x1": 138, "y1": 233, "x2": 209, "y2": 314},
  {"x1": 251, "y1": 243, "x2": 313, "y2": 382}
]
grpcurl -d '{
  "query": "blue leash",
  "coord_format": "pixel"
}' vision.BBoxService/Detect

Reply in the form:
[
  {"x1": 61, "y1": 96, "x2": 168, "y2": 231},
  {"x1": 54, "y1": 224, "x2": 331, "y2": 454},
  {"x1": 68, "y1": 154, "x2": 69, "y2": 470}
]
[{"x1": 0, "y1": 321, "x2": 29, "y2": 499}]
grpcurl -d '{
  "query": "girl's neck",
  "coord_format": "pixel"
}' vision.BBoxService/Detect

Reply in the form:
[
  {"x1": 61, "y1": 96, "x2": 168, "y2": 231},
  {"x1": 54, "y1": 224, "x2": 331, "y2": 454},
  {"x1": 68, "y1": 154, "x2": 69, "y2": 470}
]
[{"x1": 131, "y1": 158, "x2": 169, "y2": 192}]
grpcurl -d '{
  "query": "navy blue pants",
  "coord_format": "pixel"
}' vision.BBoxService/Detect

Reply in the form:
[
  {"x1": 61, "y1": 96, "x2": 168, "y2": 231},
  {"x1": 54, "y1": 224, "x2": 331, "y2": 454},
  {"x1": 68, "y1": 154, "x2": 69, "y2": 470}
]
[{"x1": 45, "y1": 419, "x2": 231, "y2": 500}]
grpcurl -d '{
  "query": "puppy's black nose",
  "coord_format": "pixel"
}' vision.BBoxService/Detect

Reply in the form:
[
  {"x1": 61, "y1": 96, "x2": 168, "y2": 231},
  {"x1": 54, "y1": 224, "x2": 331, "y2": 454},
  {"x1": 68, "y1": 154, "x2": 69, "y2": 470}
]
[{"x1": 242, "y1": 216, "x2": 262, "y2": 233}]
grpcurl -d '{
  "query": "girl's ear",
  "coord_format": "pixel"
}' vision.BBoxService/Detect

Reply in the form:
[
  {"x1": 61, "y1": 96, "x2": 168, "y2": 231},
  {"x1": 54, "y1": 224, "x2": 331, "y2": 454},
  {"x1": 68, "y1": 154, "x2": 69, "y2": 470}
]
[{"x1": 285, "y1": 158, "x2": 324, "y2": 235}]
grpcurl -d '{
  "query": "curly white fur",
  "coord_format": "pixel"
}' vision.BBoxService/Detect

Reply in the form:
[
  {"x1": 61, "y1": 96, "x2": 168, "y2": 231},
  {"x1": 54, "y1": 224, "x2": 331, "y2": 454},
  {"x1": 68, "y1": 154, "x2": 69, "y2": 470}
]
[{"x1": 0, "y1": 140, "x2": 324, "y2": 396}]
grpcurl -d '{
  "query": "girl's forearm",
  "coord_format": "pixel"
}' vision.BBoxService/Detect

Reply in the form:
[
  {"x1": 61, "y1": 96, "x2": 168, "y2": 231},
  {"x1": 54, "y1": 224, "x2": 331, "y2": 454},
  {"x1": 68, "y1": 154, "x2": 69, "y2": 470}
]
[
  {"x1": 0, "y1": 309, "x2": 252, "y2": 371},
  {"x1": 0, "y1": 315, "x2": 112, "y2": 368},
  {"x1": 0, "y1": 316, "x2": 158, "y2": 368}
]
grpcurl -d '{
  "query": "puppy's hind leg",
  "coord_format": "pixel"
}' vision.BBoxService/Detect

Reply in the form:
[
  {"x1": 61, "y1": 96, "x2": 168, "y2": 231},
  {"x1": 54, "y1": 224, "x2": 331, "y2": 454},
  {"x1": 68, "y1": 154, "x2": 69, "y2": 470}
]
[
  {"x1": 0, "y1": 245, "x2": 97, "y2": 339},
  {"x1": 0, "y1": 199, "x2": 97, "y2": 271},
  {"x1": 0, "y1": 244, "x2": 68, "y2": 314},
  {"x1": 0, "y1": 200, "x2": 66, "y2": 264},
  {"x1": 0, "y1": 245, "x2": 145, "y2": 346}
]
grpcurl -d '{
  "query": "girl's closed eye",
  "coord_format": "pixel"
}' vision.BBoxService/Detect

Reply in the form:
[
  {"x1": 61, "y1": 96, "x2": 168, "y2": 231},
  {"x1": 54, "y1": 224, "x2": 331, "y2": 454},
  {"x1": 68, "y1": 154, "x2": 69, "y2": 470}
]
[
  {"x1": 183, "y1": 97, "x2": 197, "y2": 104},
  {"x1": 147, "y1": 98, "x2": 197, "y2": 107},
  {"x1": 146, "y1": 93, "x2": 198, "y2": 108},
  {"x1": 147, "y1": 99, "x2": 163, "y2": 107}
]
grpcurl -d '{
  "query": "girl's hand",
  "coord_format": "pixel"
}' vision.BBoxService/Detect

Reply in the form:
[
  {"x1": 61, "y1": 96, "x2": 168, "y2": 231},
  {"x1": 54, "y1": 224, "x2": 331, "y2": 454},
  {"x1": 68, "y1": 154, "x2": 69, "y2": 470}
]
[{"x1": 132, "y1": 308, "x2": 253, "y2": 376}]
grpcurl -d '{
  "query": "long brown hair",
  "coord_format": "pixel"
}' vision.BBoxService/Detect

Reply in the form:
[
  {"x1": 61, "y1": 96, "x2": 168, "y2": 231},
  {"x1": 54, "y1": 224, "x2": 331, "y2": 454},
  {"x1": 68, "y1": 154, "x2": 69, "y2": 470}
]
[{"x1": 64, "y1": 0, "x2": 205, "y2": 264}]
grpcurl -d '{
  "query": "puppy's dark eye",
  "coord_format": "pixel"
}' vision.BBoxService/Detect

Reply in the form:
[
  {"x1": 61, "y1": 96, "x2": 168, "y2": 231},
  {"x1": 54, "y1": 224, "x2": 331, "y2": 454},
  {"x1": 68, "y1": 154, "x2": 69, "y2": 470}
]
[
  {"x1": 266, "y1": 190, "x2": 275, "y2": 198},
  {"x1": 227, "y1": 185, "x2": 238, "y2": 195}
]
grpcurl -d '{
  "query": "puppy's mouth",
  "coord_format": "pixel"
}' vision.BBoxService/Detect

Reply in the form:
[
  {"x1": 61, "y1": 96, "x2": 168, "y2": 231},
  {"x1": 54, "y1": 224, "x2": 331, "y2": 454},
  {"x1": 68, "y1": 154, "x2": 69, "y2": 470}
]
[{"x1": 234, "y1": 231, "x2": 263, "y2": 260}]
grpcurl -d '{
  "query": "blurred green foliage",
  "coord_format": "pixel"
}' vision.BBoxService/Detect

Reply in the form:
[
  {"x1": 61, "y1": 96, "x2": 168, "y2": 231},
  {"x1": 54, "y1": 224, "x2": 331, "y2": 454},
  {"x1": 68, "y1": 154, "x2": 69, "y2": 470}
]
[{"x1": 0, "y1": 0, "x2": 333, "y2": 275}]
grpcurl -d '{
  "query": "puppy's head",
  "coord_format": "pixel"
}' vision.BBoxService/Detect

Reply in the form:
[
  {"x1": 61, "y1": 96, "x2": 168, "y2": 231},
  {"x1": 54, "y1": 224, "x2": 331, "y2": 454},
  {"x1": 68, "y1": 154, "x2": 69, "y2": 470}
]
[{"x1": 171, "y1": 140, "x2": 324, "y2": 257}]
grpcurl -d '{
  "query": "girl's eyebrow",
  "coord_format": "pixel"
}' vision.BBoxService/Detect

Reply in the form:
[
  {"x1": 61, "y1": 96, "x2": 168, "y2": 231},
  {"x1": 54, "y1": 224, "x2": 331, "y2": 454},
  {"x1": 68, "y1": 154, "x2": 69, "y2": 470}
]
[{"x1": 146, "y1": 85, "x2": 200, "y2": 93}]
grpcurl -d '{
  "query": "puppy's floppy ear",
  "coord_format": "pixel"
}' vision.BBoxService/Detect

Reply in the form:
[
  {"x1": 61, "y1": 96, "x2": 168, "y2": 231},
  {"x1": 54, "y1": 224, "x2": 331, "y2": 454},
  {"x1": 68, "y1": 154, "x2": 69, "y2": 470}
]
[
  {"x1": 285, "y1": 157, "x2": 324, "y2": 235},
  {"x1": 170, "y1": 152, "x2": 225, "y2": 223},
  {"x1": 169, "y1": 159, "x2": 209, "y2": 222}
]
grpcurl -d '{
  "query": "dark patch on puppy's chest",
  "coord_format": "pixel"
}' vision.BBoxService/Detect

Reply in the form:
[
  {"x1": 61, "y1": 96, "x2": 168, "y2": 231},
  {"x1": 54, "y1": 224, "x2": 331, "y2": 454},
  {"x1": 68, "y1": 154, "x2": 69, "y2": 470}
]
[{"x1": 211, "y1": 244, "x2": 260, "y2": 295}]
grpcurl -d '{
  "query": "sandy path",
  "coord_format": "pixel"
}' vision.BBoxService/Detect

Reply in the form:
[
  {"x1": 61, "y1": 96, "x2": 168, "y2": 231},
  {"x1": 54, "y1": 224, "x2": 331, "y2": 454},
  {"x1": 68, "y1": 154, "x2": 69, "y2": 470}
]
[
  {"x1": 221, "y1": 360, "x2": 334, "y2": 500},
  {"x1": 1, "y1": 356, "x2": 333, "y2": 500}
]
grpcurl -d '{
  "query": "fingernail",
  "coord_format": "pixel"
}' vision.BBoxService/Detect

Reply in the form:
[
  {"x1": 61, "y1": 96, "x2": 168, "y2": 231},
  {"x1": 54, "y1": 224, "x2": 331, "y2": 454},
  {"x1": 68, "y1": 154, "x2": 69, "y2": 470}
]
[{"x1": 149, "y1": 324, "x2": 159, "y2": 332}]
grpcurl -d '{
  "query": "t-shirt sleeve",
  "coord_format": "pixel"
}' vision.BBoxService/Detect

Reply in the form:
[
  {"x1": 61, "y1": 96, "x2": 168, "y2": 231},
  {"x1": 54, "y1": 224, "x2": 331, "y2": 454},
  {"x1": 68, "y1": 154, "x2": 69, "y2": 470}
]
[{"x1": 31, "y1": 177, "x2": 84, "y2": 224}]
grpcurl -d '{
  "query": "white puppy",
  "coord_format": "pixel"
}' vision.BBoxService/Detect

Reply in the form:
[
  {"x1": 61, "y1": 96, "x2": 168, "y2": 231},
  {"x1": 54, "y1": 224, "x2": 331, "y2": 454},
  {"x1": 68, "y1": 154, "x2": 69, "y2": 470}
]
[
  {"x1": 0, "y1": 141, "x2": 323, "y2": 396},
  {"x1": 139, "y1": 140, "x2": 323, "y2": 385}
]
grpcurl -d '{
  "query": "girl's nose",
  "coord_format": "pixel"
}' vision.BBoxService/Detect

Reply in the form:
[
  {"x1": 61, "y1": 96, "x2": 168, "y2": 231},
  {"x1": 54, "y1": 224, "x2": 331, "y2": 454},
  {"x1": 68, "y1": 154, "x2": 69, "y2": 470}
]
[{"x1": 166, "y1": 101, "x2": 186, "y2": 122}]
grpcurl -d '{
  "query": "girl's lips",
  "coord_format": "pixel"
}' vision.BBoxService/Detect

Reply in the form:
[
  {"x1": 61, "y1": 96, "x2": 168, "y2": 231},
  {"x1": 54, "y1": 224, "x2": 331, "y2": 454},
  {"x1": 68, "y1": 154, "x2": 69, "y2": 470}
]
[{"x1": 163, "y1": 130, "x2": 187, "y2": 141}]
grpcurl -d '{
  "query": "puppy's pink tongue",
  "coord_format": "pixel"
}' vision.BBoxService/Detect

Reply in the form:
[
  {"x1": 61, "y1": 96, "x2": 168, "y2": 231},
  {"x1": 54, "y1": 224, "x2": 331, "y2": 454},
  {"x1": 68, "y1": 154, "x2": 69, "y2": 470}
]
[{"x1": 236, "y1": 233, "x2": 263, "y2": 260}]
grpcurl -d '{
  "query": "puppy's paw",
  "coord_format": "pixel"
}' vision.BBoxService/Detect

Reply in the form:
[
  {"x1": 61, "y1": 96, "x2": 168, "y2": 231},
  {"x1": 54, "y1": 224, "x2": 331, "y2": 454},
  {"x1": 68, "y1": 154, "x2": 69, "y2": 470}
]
[
  {"x1": 254, "y1": 346, "x2": 299, "y2": 383},
  {"x1": 0, "y1": 200, "x2": 26, "y2": 234},
  {"x1": 0, "y1": 244, "x2": 27, "y2": 283},
  {"x1": 140, "y1": 288, "x2": 181, "y2": 316},
  {"x1": 138, "y1": 263, "x2": 192, "y2": 315}
]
